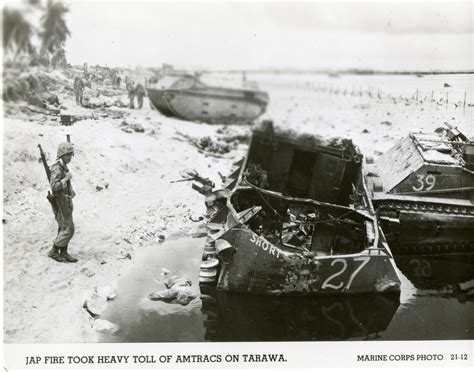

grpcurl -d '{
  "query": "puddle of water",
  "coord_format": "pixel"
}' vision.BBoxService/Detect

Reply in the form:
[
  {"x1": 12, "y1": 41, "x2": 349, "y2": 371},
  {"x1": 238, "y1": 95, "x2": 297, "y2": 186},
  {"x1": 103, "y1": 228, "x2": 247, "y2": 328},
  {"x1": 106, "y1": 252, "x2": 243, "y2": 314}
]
[
  {"x1": 100, "y1": 236, "x2": 207, "y2": 342},
  {"x1": 200, "y1": 289, "x2": 400, "y2": 341},
  {"x1": 100, "y1": 230, "x2": 474, "y2": 342},
  {"x1": 382, "y1": 294, "x2": 474, "y2": 340},
  {"x1": 385, "y1": 228, "x2": 474, "y2": 340}
]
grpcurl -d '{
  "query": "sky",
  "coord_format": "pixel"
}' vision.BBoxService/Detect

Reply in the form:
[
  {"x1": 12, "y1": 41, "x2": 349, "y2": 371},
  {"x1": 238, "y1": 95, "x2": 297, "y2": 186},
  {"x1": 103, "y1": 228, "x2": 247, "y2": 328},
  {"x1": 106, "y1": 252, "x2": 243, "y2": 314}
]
[{"x1": 7, "y1": 1, "x2": 474, "y2": 71}]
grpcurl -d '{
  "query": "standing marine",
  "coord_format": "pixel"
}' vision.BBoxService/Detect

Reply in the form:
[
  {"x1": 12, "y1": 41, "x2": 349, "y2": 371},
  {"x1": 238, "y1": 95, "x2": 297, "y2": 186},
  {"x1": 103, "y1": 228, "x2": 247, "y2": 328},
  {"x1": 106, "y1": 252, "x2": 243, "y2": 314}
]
[
  {"x1": 73, "y1": 76, "x2": 84, "y2": 106},
  {"x1": 47, "y1": 142, "x2": 78, "y2": 263},
  {"x1": 135, "y1": 83, "x2": 145, "y2": 109},
  {"x1": 127, "y1": 80, "x2": 136, "y2": 109}
]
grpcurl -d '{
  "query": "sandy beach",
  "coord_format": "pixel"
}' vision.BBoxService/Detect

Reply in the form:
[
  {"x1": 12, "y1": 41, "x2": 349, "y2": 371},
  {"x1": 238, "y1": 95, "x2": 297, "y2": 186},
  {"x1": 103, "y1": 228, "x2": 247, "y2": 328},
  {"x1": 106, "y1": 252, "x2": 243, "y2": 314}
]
[{"x1": 3, "y1": 67, "x2": 473, "y2": 342}]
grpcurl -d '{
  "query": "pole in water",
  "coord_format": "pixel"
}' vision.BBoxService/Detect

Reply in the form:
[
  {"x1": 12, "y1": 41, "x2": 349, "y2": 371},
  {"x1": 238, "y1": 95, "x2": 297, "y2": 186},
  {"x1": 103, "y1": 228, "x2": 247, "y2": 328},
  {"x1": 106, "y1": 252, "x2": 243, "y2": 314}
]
[
  {"x1": 66, "y1": 134, "x2": 71, "y2": 143},
  {"x1": 464, "y1": 91, "x2": 467, "y2": 109}
]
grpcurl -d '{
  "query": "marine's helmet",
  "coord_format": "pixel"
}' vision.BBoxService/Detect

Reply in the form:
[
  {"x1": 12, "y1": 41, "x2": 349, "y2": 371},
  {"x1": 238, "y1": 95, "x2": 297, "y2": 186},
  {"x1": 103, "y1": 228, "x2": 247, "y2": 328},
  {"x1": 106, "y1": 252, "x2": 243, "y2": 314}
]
[{"x1": 57, "y1": 142, "x2": 75, "y2": 158}]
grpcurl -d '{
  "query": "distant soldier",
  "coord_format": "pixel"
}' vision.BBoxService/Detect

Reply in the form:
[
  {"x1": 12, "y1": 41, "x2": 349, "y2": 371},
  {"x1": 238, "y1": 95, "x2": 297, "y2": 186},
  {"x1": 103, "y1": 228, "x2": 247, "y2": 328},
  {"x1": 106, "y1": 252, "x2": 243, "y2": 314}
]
[
  {"x1": 73, "y1": 76, "x2": 84, "y2": 106},
  {"x1": 47, "y1": 142, "x2": 78, "y2": 263},
  {"x1": 135, "y1": 83, "x2": 146, "y2": 109},
  {"x1": 127, "y1": 80, "x2": 136, "y2": 109},
  {"x1": 110, "y1": 69, "x2": 117, "y2": 85}
]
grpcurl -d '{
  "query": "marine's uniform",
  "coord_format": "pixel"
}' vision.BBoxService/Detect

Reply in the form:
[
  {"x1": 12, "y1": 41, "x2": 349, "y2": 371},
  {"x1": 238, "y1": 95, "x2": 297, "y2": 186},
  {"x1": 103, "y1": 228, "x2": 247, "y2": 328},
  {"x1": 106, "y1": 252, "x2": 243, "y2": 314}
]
[
  {"x1": 127, "y1": 81, "x2": 136, "y2": 109},
  {"x1": 135, "y1": 83, "x2": 145, "y2": 109},
  {"x1": 74, "y1": 77, "x2": 84, "y2": 105},
  {"x1": 50, "y1": 159, "x2": 75, "y2": 249}
]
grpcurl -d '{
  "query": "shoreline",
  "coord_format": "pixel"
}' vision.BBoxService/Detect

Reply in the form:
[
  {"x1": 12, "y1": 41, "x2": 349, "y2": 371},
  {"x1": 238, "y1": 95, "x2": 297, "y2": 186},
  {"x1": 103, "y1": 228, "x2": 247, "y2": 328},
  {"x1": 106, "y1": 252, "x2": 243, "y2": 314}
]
[{"x1": 3, "y1": 67, "x2": 473, "y2": 342}]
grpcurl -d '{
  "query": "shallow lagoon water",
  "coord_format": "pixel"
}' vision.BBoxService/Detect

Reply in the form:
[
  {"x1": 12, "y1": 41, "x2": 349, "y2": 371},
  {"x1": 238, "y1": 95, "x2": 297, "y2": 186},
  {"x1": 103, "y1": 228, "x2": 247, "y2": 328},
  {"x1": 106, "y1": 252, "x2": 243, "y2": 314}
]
[
  {"x1": 100, "y1": 236, "x2": 206, "y2": 342},
  {"x1": 100, "y1": 231, "x2": 474, "y2": 342}
]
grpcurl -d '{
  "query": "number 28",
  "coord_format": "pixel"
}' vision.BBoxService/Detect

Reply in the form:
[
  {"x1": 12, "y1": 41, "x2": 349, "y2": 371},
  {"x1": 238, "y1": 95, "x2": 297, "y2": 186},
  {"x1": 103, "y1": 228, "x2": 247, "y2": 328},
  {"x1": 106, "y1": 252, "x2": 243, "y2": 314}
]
[{"x1": 412, "y1": 175, "x2": 436, "y2": 191}]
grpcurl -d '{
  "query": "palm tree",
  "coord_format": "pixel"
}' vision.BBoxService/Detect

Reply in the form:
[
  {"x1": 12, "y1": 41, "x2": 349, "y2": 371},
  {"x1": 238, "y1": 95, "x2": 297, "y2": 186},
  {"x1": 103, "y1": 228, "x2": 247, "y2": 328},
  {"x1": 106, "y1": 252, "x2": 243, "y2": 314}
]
[
  {"x1": 51, "y1": 47, "x2": 67, "y2": 66},
  {"x1": 27, "y1": 0, "x2": 43, "y2": 7},
  {"x1": 39, "y1": 0, "x2": 70, "y2": 65},
  {"x1": 3, "y1": 8, "x2": 35, "y2": 62}
]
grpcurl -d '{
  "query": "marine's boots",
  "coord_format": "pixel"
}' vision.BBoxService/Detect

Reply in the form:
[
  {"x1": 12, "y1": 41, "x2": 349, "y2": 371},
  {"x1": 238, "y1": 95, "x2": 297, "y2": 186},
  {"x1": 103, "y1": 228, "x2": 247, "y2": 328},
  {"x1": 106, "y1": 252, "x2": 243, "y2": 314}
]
[
  {"x1": 61, "y1": 246, "x2": 78, "y2": 263},
  {"x1": 48, "y1": 245, "x2": 67, "y2": 263}
]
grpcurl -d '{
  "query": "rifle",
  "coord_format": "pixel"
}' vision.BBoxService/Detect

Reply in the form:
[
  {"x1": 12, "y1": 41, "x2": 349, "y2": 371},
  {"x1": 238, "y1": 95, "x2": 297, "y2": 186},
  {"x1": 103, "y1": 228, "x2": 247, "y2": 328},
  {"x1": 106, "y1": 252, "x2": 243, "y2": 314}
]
[
  {"x1": 170, "y1": 177, "x2": 195, "y2": 184},
  {"x1": 38, "y1": 144, "x2": 59, "y2": 215},
  {"x1": 170, "y1": 170, "x2": 215, "y2": 188}
]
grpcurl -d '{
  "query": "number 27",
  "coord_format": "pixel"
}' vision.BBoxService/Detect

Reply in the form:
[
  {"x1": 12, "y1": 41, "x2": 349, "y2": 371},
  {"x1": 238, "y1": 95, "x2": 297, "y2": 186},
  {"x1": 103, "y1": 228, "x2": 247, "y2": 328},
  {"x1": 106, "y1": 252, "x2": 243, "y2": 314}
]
[{"x1": 321, "y1": 257, "x2": 371, "y2": 290}]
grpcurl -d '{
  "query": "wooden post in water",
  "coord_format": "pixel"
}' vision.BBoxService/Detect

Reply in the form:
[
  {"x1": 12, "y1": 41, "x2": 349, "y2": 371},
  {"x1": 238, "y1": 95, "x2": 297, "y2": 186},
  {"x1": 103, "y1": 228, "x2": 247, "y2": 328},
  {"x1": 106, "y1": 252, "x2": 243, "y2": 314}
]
[
  {"x1": 446, "y1": 91, "x2": 449, "y2": 108},
  {"x1": 464, "y1": 91, "x2": 467, "y2": 109},
  {"x1": 431, "y1": 90, "x2": 434, "y2": 103}
]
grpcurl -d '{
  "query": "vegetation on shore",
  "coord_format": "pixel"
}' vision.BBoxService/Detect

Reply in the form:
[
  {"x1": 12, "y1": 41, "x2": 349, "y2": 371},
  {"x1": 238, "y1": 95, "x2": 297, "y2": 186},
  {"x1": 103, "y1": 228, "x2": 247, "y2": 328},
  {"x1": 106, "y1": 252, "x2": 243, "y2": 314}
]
[{"x1": 3, "y1": 0, "x2": 70, "y2": 67}]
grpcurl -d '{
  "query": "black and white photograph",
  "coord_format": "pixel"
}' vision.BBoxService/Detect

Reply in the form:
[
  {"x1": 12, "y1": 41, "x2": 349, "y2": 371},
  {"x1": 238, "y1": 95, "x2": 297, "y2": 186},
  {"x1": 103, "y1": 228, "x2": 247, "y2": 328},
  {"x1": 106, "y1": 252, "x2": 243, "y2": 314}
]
[{"x1": 2, "y1": 0, "x2": 473, "y2": 369}]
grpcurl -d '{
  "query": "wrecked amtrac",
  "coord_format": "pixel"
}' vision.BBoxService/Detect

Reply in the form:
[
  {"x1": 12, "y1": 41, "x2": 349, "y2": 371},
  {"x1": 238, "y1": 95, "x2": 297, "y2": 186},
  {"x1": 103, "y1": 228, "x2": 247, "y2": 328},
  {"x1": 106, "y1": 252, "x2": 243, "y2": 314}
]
[
  {"x1": 391, "y1": 228, "x2": 474, "y2": 302},
  {"x1": 196, "y1": 121, "x2": 400, "y2": 296},
  {"x1": 366, "y1": 124, "x2": 474, "y2": 235}
]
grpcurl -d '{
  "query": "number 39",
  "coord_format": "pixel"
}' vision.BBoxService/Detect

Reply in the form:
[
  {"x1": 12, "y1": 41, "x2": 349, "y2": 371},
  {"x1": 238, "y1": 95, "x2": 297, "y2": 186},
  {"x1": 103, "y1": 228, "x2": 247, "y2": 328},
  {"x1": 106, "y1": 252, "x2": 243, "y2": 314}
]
[{"x1": 412, "y1": 175, "x2": 436, "y2": 191}]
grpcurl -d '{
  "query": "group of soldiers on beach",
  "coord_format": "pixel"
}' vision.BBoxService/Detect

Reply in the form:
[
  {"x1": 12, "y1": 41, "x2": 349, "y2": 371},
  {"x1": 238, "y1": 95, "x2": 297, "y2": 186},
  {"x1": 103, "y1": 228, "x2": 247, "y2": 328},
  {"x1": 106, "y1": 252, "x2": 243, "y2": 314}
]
[
  {"x1": 126, "y1": 80, "x2": 146, "y2": 109},
  {"x1": 73, "y1": 72, "x2": 146, "y2": 109}
]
